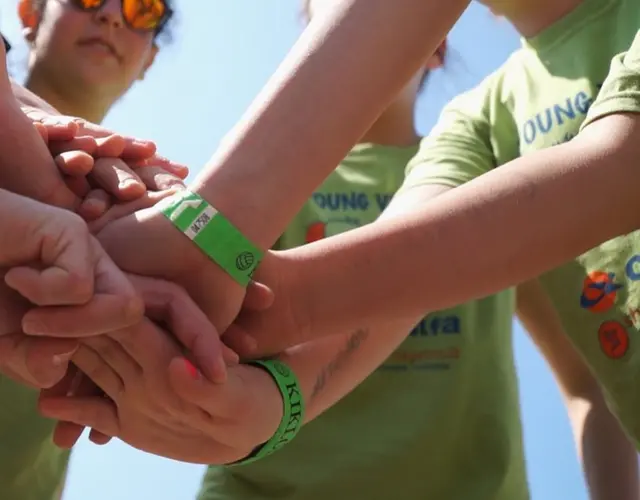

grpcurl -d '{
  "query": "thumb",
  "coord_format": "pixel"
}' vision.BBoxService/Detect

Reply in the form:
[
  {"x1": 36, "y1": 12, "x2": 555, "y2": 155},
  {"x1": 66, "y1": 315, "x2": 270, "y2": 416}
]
[
  {"x1": 5, "y1": 217, "x2": 94, "y2": 306},
  {"x1": 244, "y1": 281, "x2": 275, "y2": 311}
]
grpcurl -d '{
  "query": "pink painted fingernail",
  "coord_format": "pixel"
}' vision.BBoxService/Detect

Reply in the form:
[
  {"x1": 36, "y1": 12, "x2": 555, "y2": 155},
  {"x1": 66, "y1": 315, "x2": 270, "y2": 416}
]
[{"x1": 183, "y1": 359, "x2": 200, "y2": 380}]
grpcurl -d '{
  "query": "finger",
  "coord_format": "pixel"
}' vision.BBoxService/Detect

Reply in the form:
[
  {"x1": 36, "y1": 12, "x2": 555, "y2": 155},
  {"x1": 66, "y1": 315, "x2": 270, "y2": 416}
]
[
  {"x1": 72, "y1": 345, "x2": 124, "y2": 401},
  {"x1": 55, "y1": 151, "x2": 94, "y2": 177},
  {"x1": 88, "y1": 189, "x2": 178, "y2": 234},
  {"x1": 0, "y1": 334, "x2": 78, "y2": 388},
  {"x1": 48, "y1": 136, "x2": 98, "y2": 156},
  {"x1": 77, "y1": 189, "x2": 112, "y2": 222},
  {"x1": 43, "y1": 368, "x2": 101, "y2": 448},
  {"x1": 134, "y1": 166, "x2": 186, "y2": 192},
  {"x1": 221, "y1": 324, "x2": 258, "y2": 359},
  {"x1": 36, "y1": 118, "x2": 78, "y2": 142},
  {"x1": 119, "y1": 140, "x2": 156, "y2": 161},
  {"x1": 130, "y1": 157, "x2": 189, "y2": 180},
  {"x1": 77, "y1": 122, "x2": 156, "y2": 161},
  {"x1": 5, "y1": 229, "x2": 94, "y2": 306},
  {"x1": 39, "y1": 396, "x2": 120, "y2": 438},
  {"x1": 89, "y1": 429, "x2": 113, "y2": 445},
  {"x1": 22, "y1": 293, "x2": 143, "y2": 337},
  {"x1": 128, "y1": 276, "x2": 229, "y2": 383},
  {"x1": 33, "y1": 122, "x2": 48, "y2": 142},
  {"x1": 53, "y1": 421, "x2": 86, "y2": 449},
  {"x1": 90, "y1": 157, "x2": 145, "y2": 201},
  {"x1": 168, "y1": 357, "x2": 238, "y2": 421},
  {"x1": 21, "y1": 240, "x2": 144, "y2": 336},
  {"x1": 93, "y1": 135, "x2": 125, "y2": 157},
  {"x1": 65, "y1": 176, "x2": 91, "y2": 199},
  {"x1": 83, "y1": 336, "x2": 142, "y2": 387},
  {"x1": 243, "y1": 281, "x2": 275, "y2": 311}
]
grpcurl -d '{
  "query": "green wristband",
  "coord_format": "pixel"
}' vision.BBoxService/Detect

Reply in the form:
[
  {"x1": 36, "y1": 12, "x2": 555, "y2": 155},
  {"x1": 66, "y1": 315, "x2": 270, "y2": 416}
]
[
  {"x1": 229, "y1": 360, "x2": 305, "y2": 466},
  {"x1": 158, "y1": 190, "x2": 262, "y2": 286}
]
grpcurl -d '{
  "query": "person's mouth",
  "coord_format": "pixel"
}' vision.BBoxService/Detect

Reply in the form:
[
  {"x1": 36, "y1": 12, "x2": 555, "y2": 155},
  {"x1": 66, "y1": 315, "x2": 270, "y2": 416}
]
[{"x1": 76, "y1": 37, "x2": 122, "y2": 63}]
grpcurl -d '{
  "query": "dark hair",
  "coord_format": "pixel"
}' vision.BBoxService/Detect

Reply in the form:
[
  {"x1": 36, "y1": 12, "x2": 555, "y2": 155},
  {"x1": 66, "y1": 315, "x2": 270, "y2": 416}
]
[{"x1": 30, "y1": 0, "x2": 175, "y2": 41}]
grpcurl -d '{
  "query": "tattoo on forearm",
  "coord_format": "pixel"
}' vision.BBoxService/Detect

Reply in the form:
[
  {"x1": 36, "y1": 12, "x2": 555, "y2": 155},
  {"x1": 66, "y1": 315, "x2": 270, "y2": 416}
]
[{"x1": 311, "y1": 328, "x2": 369, "y2": 401}]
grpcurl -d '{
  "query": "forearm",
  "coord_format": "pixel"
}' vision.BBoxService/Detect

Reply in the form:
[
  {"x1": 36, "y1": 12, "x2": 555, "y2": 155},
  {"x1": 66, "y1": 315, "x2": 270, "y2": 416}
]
[
  {"x1": 191, "y1": 0, "x2": 467, "y2": 249},
  {"x1": 277, "y1": 316, "x2": 420, "y2": 422},
  {"x1": 285, "y1": 115, "x2": 640, "y2": 338},
  {"x1": 568, "y1": 391, "x2": 639, "y2": 500}
]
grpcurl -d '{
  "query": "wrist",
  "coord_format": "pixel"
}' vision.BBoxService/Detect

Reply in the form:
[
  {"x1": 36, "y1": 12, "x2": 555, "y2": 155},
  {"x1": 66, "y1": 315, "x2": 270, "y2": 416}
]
[
  {"x1": 156, "y1": 190, "x2": 262, "y2": 288},
  {"x1": 188, "y1": 179, "x2": 278, "y2": 251},
  {"x1": 228, "y1": 360, "x2": 304, "y2": 466},
  {"x1": 276, "y1": 250, "x2": 315, "y2": 344}
]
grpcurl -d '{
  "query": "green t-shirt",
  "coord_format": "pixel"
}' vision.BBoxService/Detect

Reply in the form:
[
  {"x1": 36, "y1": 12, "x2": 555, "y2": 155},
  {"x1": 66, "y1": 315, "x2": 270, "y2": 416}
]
[
  {"x1": 0, "y1": 377, "x2": 70, "y2": 499},
  {"x1": 404, "y1": 0, "x2": 640, "y2": 445},
  {"x1": 199, "y1": 144, "x2": 527, "y2": 500}
]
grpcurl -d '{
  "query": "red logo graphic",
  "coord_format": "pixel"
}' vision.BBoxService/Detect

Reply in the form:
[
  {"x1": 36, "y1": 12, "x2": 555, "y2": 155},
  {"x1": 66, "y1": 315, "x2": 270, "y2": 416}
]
[
  {"x1": 305, "y1": 222, "x2": 326, "y2": 243},
  {"x1": 580, "y1": 271, "x2": 622, "y2": 313},
  {"x1": 598, "y1": 320, "x2": 629, "y2": 359}
]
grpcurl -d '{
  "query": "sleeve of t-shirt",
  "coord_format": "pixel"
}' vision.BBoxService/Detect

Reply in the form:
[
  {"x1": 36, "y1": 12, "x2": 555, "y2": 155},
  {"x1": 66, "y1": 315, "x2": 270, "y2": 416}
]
[
  {"x1": 401, "y1": 78, "x2": 498, "y2": 192},
  {"x1": 581, "y1": 30, "x2": 640, "y2": 130}
]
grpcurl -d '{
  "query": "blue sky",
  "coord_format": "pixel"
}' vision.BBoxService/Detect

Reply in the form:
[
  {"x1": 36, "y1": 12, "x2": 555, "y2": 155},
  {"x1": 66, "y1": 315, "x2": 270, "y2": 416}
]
[{"x1": 2, "y1": 1, "x2": 590, "y2": 499}]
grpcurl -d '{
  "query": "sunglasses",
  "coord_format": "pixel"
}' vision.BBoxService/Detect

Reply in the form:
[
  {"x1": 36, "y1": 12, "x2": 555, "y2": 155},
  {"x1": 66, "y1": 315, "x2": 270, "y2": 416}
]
[{"x1": 69, "y1": 0, "x2": 172, "y2": 33}]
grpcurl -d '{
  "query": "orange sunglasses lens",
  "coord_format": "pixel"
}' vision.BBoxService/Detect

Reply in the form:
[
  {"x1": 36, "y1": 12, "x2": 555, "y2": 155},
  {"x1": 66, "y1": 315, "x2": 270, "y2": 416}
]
[
  {"x1": 121, "y1": 0, "x2": 167, "y2": 30},
  {"x1": 78, "y1": 0, "x2": 103, "y2": 7}
]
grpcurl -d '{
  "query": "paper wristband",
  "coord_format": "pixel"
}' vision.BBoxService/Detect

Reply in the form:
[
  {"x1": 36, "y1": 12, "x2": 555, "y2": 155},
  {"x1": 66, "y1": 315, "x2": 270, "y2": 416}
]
[
  {"x1": 158, "y1": 190, "x2": 262, "y2": 286},
  {"x1": 228, "y1": 360, "x2": 305, "y2": 466}
]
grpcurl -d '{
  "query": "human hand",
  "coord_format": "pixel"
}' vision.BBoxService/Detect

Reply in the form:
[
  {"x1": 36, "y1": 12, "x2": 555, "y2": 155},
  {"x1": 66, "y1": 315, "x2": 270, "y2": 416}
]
[
  {"x1": 97, "y1": 207, "x2": 247, "y2": 333},
  {"x1": 40, "y1": 276, "x2": 240, "y2": 449},
  {"x1": 224, "y1": 252, "x2": 309, "y2": 358},
  {"x1": 40, "y1": 330, "x2": 280, "y2": 464},
  {"x1": 23, "y1": 108, "x2": 188, "y2": 202},
  {"x1": 38, "y1": 315, "x2": 279, "y2": 464},
  {"x1": 0, "y1": 187, "x2": 142, "y2": 387}
]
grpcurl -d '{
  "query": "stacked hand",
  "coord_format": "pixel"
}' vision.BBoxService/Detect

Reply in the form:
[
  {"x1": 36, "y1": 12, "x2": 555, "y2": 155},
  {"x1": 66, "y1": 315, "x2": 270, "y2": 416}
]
[
  {"x1": 0, "y1": 78, "x2": 204, "y2": 390},
  {"x1": 38, "y1": 288, "x2": 281, "y2": 464},
  {"x1": 1, "y1": 73, "x2": 292, "y2": 462}
]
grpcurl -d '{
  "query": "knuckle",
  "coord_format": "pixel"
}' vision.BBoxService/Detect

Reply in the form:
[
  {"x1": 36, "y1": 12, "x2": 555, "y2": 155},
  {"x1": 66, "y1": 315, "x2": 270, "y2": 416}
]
[{"x1": 123, "y1": 295, "x2": 145, "y2": 325}]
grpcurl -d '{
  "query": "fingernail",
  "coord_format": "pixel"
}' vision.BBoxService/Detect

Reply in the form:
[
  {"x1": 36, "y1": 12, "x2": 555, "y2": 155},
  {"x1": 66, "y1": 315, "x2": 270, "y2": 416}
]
[
  {"x1": 119, "y1": 179, "x2": 140, "y2": 189},
  {"x1": 183, "y1": 359, "x2": 200, "y2": 380},
  {"x1": 22, "y1": 318, "x2": 47, "y2": 336},
  {"x1": 52, "y1": 347, "x2": 78, "y2": 366}
]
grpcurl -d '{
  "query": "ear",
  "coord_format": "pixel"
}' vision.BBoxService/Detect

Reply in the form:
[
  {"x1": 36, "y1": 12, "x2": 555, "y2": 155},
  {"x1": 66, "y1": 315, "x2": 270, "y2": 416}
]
[
  {"x1": 137, "y1": 44, "x2": 159, "y2": 81},
  {"x1": 18, "y1": 0, "x2": 40, "y2": 43}
]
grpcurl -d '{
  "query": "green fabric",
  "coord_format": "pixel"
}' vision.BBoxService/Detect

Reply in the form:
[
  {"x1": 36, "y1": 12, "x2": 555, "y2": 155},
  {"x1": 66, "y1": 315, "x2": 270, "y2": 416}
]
[
  {"x1": 405, "y1": 0, "x2": 640, "y2": 445},
  {"x1": 581, "y1": 30, "x2": 640, "y2": 128},
  {"x1": 199, "y1": 144, "x2": 527, "y2": 500},
  {"x1": 0, "y1": 376, "x2": 70, "y2": 500}
]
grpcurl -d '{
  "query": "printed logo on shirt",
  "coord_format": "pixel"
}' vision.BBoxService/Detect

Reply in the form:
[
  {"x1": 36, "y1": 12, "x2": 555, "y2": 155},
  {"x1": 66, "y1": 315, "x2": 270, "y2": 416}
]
[
  {"x1": 409, "y1": 315, "x2": 461, "y2": 337},
  {"x1": 304, "y1": 217, "x2": 361, "y2": 243},
  {"x1": 598, "y1": 320, "x2": 629, "y2": 359},
  {"x1": 579, "y1": 254, "x2": 640, "y2": 360},
  {"x1": 580, "y1": 271, "x2": 623, "y2": 313},
  {"x1": 312, "y1": 192, "x2": 394, "y2": 212},
  {"x1": 380, "y1": 315, "x2": 462, "y2": 372},
  {"x1": 580, "y1": 255, "x2": 640, "y2": 318},
  {"x1": 517, "y1": 83, "x2": 603, "y2": 150}
]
